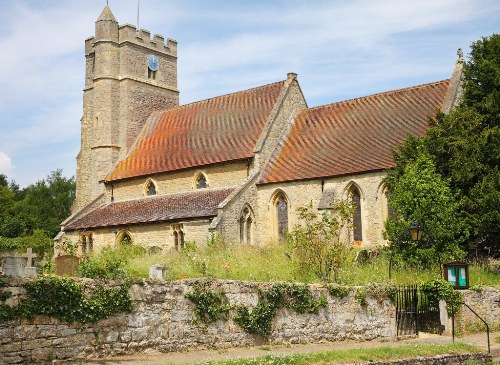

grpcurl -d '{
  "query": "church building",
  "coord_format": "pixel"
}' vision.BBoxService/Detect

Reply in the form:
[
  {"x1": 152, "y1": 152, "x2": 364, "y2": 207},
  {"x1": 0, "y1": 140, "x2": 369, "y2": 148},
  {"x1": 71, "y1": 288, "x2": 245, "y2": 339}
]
[{"x1": 59, "y1": 6, "x2": 463, "y2": 253}]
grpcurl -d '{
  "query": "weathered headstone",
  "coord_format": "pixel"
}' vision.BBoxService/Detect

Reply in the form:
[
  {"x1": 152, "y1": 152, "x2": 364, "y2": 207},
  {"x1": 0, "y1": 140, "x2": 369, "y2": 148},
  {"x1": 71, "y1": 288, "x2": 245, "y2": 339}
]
[
  {"x1": 55, "y1": 255, "x2": 80, "y2": 277},
  {"x1": 2, "y1": 256, "x2": 27, "y2": 277},
  {"x1": 1, "y1": 248, "x2": 39, "y2": 278},
  {"x1": 149, "y1": 264, "x2": 165, "y2": 280}
]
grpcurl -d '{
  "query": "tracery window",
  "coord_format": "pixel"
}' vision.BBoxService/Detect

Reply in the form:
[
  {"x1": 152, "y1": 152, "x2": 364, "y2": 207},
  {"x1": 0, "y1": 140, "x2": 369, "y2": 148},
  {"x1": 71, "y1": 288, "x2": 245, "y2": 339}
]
[
  {"x1": 273, "y1": 192, "x2": 288, "y2": 241},
  {"x1": 173, "y1": 224, "x2": 185, "y2": 250},
  {"x1": 239, "y1": 206, "x2": 254, "y2": 244},
  {"x1": 349, "y1": 185, "x2": 363, "y2": 242}
]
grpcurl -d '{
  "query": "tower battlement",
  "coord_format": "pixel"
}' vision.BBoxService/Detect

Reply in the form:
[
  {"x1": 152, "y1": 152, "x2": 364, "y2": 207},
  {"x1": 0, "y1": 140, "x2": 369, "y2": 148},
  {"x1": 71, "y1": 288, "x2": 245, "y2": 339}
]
[
  {"x1": 118, "y1": 24, "x2": 177, "y2": 56},
  {"x1": 85, "y1": 26, "x2": 177, "y2": 57}
]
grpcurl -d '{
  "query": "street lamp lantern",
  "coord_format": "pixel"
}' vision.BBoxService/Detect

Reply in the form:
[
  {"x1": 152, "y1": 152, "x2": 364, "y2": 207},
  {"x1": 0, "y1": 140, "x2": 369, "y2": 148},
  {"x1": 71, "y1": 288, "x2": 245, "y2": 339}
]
[{"x1": 409, "y1": 221, "x2": 424, "y2": 241}]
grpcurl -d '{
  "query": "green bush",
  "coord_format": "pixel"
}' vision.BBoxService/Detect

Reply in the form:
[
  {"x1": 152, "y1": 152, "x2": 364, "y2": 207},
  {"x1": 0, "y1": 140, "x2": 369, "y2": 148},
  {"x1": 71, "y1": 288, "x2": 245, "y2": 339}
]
[
  {"x1": 285, "y1": 202, "x2": 354, "y2": 283},
  {"x1": 420, "y1": 279, "x2": 462, "y2": 314},
  {"x1": 77, "y1": 245, "x2": 146, "y2": 279},
  {"x1": 0, "y1": 229, "x2": 53, "y2": 259}
]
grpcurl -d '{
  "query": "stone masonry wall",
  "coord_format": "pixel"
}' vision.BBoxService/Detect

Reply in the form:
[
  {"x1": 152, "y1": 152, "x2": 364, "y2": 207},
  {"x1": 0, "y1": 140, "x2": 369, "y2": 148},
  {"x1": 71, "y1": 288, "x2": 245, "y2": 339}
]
[
  {"x1": 255, "y1": 170, "x2": 388, "y2": 247},
  {"x1": 0, "y1": 279, "x2": 396, "y2": 364},
  {"x1": 111, "y1": 160, "x2": 248, "y2": 201},
  {"x1": 64, "y1": 219, "x2": 211, "y2": 255},
  {"x1": 457, "y1": 287, "x2": 500, "y2": 332}
]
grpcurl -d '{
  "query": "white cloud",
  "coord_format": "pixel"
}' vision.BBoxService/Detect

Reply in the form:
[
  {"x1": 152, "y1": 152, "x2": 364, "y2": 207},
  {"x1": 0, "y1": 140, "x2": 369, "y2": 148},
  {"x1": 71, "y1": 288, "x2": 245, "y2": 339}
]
[
  {"x1": 0, "y1": 0, "x2": 498, "y2": 186},
  {"x1": 0, "y1": 151, "x2": 14, "y2": 177}
]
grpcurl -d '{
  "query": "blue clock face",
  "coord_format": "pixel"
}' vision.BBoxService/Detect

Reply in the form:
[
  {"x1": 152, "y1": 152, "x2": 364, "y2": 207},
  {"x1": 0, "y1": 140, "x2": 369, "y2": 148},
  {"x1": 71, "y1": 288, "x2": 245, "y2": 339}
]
[{"x1": 147, "y1": 54, "x2": 159, "y2": 71}]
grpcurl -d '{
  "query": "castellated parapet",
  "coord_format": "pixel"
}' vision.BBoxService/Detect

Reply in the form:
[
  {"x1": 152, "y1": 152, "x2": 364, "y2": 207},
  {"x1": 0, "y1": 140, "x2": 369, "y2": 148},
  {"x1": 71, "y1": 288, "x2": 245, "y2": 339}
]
[{"x1": 76, "y1": 6, "x2": 179, "y2": 211}]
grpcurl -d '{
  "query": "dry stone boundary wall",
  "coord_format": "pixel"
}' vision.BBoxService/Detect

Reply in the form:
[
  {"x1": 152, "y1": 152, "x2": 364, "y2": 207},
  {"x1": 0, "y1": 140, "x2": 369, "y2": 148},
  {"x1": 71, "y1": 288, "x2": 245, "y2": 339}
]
[
  {"x1": 1, "y1": 278, "x2": 498, "y2": 364},
  {"x1": 0, "y1": 278, "x2": 395, "y2": 364}
]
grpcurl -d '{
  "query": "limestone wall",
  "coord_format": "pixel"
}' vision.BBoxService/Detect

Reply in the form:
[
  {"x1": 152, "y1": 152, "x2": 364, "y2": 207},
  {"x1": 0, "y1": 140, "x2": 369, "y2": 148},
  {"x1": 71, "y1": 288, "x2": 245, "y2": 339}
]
[
  {"x1": 255, "y1": 170, "x2": 388, "y2": 247},
  {"x1": 111, "y1": 161, "x2": 248, "y2": 201},
  {"x1": 0, "y1": 279, "x2": 396, "y2": 364},
  {"x1": 64, "y1": 219, "x2": 211, "y2": 254},
  {"x1": 458, "y1": 287, "x2": 500, "y2": 332}
]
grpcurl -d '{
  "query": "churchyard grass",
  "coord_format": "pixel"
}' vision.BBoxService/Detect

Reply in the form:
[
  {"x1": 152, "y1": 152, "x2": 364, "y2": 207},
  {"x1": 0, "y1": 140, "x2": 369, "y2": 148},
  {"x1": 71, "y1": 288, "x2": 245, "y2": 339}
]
[
  {"x1": 183, "y1": 343, "x2": 479, "y2": 365},
  {"x1": 120, "y1": 242, "x2": 500, "y2": 286}
]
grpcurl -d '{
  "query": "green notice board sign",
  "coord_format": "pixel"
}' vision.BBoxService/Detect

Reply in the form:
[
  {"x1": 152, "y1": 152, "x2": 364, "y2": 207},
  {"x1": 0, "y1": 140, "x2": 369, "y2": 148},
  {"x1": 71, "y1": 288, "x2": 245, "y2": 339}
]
[{"x1": 443, "y1": 262, "x2": 469, "y2": 289}]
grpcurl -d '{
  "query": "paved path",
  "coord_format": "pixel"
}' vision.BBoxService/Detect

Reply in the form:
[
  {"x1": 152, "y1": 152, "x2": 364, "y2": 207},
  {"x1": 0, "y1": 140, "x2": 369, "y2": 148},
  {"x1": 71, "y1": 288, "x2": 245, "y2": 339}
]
[{"x1": 95, "y1": 331, "x2": 500, "y2": 365}]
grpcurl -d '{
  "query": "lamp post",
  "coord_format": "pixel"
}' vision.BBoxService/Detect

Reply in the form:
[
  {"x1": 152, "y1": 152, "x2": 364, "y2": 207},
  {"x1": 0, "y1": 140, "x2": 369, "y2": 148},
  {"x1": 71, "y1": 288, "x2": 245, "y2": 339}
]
[
  {"x1": 409, "y1": 221, "x2": 424, "y2": 242},
  {"x1": 389, "y1": 220, "x2": 424, "y2": 280}
]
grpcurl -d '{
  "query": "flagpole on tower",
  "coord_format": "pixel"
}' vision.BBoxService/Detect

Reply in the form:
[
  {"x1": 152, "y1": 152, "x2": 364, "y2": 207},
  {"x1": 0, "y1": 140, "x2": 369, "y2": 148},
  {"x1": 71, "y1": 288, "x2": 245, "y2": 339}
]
[{"x1": 136, "y1": 0, "x2": 140, "y2": 36}]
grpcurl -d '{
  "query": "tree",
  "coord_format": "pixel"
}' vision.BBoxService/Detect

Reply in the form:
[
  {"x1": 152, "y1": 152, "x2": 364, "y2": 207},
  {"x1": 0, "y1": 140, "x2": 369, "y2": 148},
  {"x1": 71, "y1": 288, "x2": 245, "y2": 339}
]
[
  {"x1": 426, "y1": 34, "x2": 500, "y2": 255},
  {"x1": 385, "y1": 150, "x2": 467, "y2": 268},
  {"x1": 0, "y1": 170, "x2": 75, "y2": 238},
  {"x1": 387, "y1": 34, "x2": 500, "y2": 257},
  {"x1": 285, "y1": 201, "x2": 354, "y2": 282}
]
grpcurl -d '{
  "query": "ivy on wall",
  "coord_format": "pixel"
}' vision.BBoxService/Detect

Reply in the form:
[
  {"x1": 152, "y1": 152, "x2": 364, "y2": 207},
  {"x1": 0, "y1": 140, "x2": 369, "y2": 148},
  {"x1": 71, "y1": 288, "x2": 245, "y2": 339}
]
[
  {"x1": 0, "y1": 276, "x2": 133, "y2": 324},
  {"x1": 185, "y1": 282, "x2": 328, "y2": 337},
  {"x1": 420, "y1": 279, "x2": 462, "y2": 315},
  {"x1": 184, "y1": 281, "x2": 231, "y2": 323}
]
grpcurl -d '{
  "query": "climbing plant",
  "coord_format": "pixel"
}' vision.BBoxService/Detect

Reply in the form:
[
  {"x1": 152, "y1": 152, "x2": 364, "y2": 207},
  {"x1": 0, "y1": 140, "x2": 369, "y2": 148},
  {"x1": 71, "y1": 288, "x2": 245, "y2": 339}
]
[
  {"x1": 0, "y1": 276, "x2": 133, "y2": 324},
  {"x1": 184, "y1": 281, "x2": 231, "y2": 324},
  {"x1": 184, "y1": 282, "x2": 328, "y2": 337},
  {"x1": 420, "y1": 279, "x2": 462, "y2": 315},
  {"x1": 233, "y1": 283, "x2": 327, "y2": 337}
]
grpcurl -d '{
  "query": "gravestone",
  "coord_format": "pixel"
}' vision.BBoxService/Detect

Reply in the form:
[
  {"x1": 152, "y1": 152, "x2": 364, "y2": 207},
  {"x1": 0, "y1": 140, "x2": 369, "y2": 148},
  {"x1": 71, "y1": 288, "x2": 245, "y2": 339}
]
[
  {"x1": 1, "y1": 248, "x2": 38, "y2": 278},
  {"x1": 2, "y1": 256, "x2": 27, "y2": 277},
  {"x1": 55, "y1": 255, "x2": 80, "y2": 277},
  {"x1": 149, "y1": 264, "x2": 165, "y2": 280}
]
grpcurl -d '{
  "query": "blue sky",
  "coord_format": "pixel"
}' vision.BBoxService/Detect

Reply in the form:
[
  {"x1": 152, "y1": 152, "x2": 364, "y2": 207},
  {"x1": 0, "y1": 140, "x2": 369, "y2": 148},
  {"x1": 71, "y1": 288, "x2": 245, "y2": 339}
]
[{"x1": 0, "y1": 0, "x2": 498, "y2": 187}]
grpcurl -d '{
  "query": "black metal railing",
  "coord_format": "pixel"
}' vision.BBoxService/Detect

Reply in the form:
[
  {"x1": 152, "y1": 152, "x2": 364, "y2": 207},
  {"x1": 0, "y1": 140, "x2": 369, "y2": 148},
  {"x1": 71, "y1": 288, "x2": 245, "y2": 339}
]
[{"x1": 451, "y1": 302, "x2": 491, "y2": 354}]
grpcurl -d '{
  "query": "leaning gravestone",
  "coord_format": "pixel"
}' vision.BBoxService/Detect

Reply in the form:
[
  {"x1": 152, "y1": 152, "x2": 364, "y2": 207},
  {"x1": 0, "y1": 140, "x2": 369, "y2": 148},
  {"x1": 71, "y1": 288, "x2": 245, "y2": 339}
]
[{"x1": 55, "y1": 255, "x2": 80, "y2": 277}]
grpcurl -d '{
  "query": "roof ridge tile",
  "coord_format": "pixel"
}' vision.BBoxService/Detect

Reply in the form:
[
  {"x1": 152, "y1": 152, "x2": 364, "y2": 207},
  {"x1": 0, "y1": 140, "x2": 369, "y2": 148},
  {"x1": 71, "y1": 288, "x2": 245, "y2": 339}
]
[{"x1": 307, "y1": 79, "x2": 450, "y2": 111}]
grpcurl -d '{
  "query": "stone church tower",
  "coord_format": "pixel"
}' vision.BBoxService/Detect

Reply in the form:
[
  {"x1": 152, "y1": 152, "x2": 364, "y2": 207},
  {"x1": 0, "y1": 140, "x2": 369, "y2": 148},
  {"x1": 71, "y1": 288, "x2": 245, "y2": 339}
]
[{"x1": 75, "y1": 6, "x2": 179, "y2": 210}]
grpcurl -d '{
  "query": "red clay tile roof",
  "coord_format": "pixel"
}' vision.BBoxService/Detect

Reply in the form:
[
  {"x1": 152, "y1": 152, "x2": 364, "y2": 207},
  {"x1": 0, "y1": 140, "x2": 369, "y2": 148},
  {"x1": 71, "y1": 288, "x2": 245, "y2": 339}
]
[
  {"x1": 64, "y1": 188, "x2": 234, "y2": 230},
  {"x1": 259, "y1": 80, "x2": 450, "y2": 184},
  {"x1": 106, "y1": 81, "x2": 286, "y2": 182}
]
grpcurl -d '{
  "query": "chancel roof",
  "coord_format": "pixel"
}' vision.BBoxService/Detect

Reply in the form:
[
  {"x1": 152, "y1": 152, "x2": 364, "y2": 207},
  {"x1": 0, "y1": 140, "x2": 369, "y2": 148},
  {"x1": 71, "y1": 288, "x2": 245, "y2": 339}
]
[
  {"x1": 106, "y1": 81, "x2": 286, "y2": 182},
  {"x1": 259, "y1": 80, "x2": 450, "y2": 184},
  {"x1": 64, "y1": 188, "x2": 234, "y2": 230}
]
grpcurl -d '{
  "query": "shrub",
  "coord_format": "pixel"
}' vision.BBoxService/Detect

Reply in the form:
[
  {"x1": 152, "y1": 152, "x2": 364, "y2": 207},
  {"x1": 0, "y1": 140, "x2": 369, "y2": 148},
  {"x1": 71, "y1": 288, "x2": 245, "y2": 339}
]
[
  {"x1": 77, "y1": 245, "x2": 146, "y2": 279},
  {"x1": 420, "y1": 279, "x2": 462, "y2": 314},
  {"x1": 285, "y1": 202, "x2": 354, "y2": 282}
]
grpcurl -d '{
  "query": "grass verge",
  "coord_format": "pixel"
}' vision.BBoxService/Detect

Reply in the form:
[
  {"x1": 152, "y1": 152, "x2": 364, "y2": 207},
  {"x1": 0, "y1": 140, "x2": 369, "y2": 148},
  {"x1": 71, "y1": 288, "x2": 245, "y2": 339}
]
[{"x1": 183, "y1": 343, "x2": 480, "y2": 365}]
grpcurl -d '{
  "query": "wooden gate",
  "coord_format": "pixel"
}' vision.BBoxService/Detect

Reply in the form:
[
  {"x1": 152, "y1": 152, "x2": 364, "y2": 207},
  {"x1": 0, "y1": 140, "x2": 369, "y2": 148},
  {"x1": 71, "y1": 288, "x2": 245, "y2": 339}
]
[{"x1": 396, "y1": 285, "x2": 444, "y2": 337}]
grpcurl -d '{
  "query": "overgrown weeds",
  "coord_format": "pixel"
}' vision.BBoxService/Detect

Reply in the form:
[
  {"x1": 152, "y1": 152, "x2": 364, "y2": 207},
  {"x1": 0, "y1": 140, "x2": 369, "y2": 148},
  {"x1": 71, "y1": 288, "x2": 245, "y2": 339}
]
[{"x1": 75, "y1": 239, "x2": 500, "y2": 287}]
